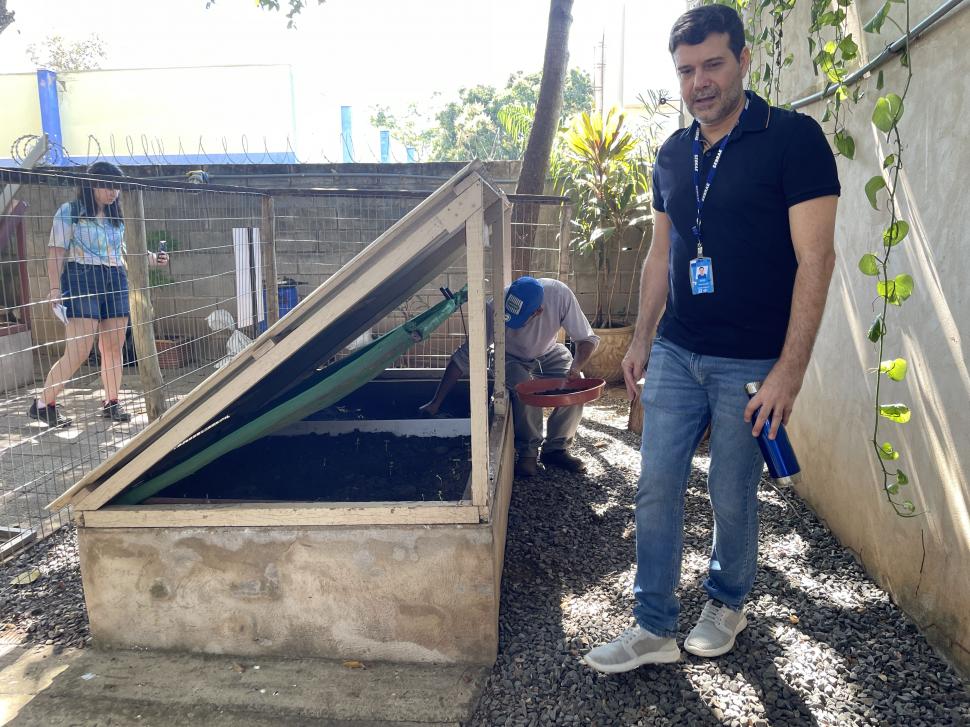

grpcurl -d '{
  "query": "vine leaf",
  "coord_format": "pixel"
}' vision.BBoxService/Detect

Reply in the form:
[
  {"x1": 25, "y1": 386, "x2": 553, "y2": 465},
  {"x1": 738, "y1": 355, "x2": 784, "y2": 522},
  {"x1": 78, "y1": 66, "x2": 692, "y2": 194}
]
[
  {"x1": 876, "y1": 70, "x2": 884, "y2": 90},
  {"x1": 867, "y1": 315, "x2": 886, "y2": 342},
  {"x1": 873, "y1": 94, "x2": 905, "y2": 133},
  {"x1": 882, "y1": 153, "x2": 896, "y2": 169},
  {"x1": 883, "y1": 220, "x2": 910, "y2": 247},
  {"x1": 877, "y1": 274, "x2": 914, "y2": 305},
  {"x1": 879, "y1": 358, "x2": 908, "y2": 381},
  {"x1": 865, "y1": 175, "x2": 887, "y2": 209},
  {"x1": 896, "y1": 469, "x2": 910, "y2": 486},
  {"x1": 834, "y1": 131, "x2": 855, "y2": 159},
  {"x1": 880, "y1": 403, "x2": 911, "y2": 424},
  {"x1": 839, "y1": 35, "x2": 859, "y2": 61},
  {"x1": 878, "y1": 442, "x2": 900, "y2": 461},
  {"x1": 864, "y1": 1, "x2": 893, "y2": 34},
  {"x1": 858, "y1": 253, "x2": 880, "y2": 276},
  {"x1": 893, "y1": 273, "x2": 914, "y2": 301}
]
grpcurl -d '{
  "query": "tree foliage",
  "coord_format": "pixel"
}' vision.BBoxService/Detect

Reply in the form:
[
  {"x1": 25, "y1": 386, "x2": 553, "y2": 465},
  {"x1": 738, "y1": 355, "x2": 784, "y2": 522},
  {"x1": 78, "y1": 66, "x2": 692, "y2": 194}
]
[
  {"x1": 27, "y1": 34, "x2": 106, "y2": 73},
  {"x1": 0, "y1": 1, "x2": 14, "y2": 37},
  {"x1": 371, "y1": 68, "x2": 593, "y2": 162},
  {"x1": 206, "y1": 0, "x2": 326, "y2": 28}
]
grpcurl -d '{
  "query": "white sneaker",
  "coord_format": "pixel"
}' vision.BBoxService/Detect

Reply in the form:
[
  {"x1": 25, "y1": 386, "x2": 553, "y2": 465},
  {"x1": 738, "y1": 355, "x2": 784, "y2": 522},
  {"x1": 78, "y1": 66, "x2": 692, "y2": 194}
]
[
  {"x1": 684, "y1": 600, "x2": 747, "y2": 657},
  {"x1": 582, "y1": 624, "x2": 681, "y2": 673}
]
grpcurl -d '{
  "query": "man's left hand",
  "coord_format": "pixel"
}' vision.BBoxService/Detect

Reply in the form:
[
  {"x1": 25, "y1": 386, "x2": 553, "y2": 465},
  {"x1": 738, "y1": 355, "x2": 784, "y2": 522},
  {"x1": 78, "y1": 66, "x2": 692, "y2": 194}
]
[{"x1": 743, "y1": 362, "x2": 804, "y2": 440}]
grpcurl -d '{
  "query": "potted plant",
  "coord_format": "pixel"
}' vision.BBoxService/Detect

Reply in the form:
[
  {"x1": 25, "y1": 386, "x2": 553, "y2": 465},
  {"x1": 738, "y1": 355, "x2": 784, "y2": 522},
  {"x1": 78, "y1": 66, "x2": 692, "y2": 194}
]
[{"x1": 553, "y1": 107, "x2": 652, "y2": 382}]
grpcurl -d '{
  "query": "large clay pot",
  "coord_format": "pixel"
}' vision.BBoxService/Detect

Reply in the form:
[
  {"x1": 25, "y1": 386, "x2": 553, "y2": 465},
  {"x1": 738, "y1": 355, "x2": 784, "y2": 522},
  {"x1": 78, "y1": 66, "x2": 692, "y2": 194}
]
[{"x1": 582, "y1": 323, "x2": 635, "y2": 383}]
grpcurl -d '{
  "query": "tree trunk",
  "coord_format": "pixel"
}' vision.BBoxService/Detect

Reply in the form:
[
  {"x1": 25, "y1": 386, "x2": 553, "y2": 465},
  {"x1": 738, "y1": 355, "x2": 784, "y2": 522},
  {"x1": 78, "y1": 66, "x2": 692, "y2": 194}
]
[
  {"x1": 512, "y1": 0, "x2": 573, "y2": 274},
  {"x1": 516, "y1": 0, "x2": 573, "y2": 197}
]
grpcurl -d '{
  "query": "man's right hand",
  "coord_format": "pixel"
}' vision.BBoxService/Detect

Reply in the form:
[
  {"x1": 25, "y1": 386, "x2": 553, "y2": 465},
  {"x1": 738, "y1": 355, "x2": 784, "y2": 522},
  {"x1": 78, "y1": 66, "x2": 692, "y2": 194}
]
[
  {"x1": 621, "y1": 340, "x2": 650, "y2": 402},
  {"x1": 418, "y1": 401, "x2": 439, "y2": 417}
]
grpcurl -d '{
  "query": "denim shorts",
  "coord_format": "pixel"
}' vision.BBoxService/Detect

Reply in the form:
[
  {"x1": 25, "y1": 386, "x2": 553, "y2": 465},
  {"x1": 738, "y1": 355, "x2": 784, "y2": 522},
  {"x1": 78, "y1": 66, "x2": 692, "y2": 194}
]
[{"x1": 61, "y1": 261, "x2": 130, "y2": 320}]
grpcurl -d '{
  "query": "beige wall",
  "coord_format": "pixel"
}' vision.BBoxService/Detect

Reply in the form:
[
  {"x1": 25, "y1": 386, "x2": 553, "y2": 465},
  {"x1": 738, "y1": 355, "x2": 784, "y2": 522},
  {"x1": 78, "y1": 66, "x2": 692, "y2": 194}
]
[
  {"x1": 0, "y1": 74, "x2": 43, "y2": 149},
  {"x1": 772, "y1": 0, "x2": 970, "y2": 675},
  {"x1": 0, "y1": 65, "x2": 297, "y2": 163}
]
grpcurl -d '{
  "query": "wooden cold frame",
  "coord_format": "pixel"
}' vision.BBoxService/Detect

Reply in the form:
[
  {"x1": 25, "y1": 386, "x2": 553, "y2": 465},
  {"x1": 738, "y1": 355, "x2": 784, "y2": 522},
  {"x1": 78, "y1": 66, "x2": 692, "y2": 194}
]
[{"x1": 53, "y1": 163, "x2": 511, "y2": 529}]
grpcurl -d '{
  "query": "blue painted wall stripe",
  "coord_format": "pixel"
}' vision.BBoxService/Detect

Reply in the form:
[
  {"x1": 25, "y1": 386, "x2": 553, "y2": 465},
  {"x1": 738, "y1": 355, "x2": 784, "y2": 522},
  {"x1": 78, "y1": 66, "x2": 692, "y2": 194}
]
[
  {"x1": 380, "y1": 130, "x2": 390, "y2": 163},
  {"x1": 341, "y1": 106, "x2": 354, "y2": 163},
  {"x1": 0, "y1": 152, "x2": 299, "y2": 167},
  {"x1": 36, "y1": 70, "x2": 64, "y2": 165}
]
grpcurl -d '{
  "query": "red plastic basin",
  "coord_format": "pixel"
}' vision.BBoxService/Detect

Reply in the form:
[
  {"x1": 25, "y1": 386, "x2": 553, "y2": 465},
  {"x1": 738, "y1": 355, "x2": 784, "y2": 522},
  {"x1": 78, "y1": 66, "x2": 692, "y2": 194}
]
[{"x1": 514, "y1": 377, "x2": 606, "y2": 407}]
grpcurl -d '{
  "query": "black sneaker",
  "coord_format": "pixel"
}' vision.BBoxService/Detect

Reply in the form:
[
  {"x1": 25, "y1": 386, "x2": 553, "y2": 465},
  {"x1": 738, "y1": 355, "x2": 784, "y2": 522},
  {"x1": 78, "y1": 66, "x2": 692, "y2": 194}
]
[
  {"x1": 102, "y1": 400, "x2": 131, "y2": 422},
  {"x1": 27, "y1": 400, "x2": 73, "y2": 428},
  {"x1": 540, "y1": 449, "x2": 587, "y2": 473}
]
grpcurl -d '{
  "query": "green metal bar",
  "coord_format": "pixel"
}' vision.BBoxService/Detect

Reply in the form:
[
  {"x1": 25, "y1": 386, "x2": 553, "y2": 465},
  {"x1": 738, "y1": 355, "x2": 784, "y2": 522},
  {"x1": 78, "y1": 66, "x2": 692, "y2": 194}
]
[{"x1": 116, "y1": 287, "x2": 468, "y2": 505}]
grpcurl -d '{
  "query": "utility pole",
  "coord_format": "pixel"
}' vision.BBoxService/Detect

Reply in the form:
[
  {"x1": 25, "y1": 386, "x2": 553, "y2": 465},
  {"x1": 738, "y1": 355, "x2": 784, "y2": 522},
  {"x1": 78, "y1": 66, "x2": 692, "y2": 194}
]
[{"x1": 593, "y1": 33, "x2": 606, "y2": 110}]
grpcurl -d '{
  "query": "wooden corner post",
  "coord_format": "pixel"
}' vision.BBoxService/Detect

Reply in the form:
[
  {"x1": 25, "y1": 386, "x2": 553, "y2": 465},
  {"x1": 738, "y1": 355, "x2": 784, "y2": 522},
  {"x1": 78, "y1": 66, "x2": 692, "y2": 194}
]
[
  {"x1": 261, "y1": 195, "x2": 279, "y2": 327},
  {"x1": 465, "y1": 181, "x2": 490, "y2": 513},
  {"x1": 126, "y1": 189, "x2": 166, "y2": 421}
]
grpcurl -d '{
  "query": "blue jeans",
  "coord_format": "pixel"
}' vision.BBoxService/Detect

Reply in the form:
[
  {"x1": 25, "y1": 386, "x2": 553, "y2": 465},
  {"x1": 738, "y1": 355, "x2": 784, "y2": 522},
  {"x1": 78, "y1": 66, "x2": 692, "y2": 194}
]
[{"x1": 633, "y1": 336, "x2": 776, "y2": 637}]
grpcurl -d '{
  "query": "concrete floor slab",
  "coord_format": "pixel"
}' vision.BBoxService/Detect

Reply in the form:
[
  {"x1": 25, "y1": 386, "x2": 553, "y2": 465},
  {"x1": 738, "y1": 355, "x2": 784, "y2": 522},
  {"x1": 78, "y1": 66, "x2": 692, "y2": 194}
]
[{"x1": 0, "y1": 644, "x2": 487, "y2": 726}]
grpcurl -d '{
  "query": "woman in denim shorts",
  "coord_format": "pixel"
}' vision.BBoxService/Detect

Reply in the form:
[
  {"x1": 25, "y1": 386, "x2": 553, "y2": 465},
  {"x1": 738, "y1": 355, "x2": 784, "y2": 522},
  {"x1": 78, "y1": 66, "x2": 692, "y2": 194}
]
[{"x1": 28, "y1": 161, "x2": 169, "y2": 427}]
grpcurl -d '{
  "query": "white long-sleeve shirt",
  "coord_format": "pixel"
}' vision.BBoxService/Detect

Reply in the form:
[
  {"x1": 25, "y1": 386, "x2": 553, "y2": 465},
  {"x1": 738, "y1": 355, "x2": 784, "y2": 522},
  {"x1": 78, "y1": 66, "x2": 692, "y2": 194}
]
[{"x1": 450, "y1": 278, "x2": 599, "y2": 373}]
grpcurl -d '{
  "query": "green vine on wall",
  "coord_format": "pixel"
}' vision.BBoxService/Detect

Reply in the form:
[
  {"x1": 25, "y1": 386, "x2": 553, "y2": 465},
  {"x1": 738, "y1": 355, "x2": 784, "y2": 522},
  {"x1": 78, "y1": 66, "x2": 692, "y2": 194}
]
[
  {"x1": 860, "y1": 0, "x2": 916, "y2": 516},
  {"x1": 704, "y1": 0, "x2": 918, "y2": 516}
]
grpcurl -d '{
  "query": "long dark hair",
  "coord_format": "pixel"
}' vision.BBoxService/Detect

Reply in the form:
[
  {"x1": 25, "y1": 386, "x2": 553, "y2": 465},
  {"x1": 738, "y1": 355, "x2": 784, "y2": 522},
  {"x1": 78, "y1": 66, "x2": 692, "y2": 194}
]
[
  {"x1": 75, "y1": 161, "x2": 125, "y2": 228},
  {"x1": 669, "y1": 5, "x2": 746, "y2": 61}
]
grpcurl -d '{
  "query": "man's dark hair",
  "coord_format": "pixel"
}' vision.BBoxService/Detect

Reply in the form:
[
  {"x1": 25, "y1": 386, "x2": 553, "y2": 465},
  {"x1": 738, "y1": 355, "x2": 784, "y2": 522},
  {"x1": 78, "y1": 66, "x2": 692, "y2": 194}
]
[{"x1": 669, "y1": 5, "x2": 746, "y2": 60}]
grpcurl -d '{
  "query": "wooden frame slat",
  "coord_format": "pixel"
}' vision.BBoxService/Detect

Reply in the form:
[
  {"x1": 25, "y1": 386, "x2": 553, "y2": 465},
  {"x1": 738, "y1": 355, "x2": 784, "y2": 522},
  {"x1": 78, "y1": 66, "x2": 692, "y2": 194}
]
[{"x1": 79, "y1": 500, "x2": 482, "y2": 528}]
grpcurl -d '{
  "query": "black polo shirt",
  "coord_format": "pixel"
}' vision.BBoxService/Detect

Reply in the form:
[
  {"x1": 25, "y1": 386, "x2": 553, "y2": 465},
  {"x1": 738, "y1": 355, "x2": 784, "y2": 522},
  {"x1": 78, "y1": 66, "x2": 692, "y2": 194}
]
[{"x1": 652, "y1": 91, "x2": 840, "y2": 359}]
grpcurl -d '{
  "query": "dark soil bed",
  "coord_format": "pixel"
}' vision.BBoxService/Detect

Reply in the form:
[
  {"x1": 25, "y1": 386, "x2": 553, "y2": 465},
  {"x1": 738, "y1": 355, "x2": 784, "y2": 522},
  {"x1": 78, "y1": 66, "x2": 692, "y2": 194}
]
[{"x1": 155, "y1": 432, "x2": 471, "y2": 502}]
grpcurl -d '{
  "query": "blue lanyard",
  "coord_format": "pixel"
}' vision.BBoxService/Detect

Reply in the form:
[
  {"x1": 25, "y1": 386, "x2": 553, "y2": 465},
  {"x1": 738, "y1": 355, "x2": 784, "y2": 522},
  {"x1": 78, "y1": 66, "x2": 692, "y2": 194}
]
[{"x1": 691, "y1": 98, "x2": 748, "y2": 256}]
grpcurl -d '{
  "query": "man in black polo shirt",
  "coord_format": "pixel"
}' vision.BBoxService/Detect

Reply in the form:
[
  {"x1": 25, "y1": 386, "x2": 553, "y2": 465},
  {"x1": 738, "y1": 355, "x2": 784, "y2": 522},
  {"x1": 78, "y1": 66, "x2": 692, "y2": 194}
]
[{"x1": 585, "y1": 5, "x2": 839, "y2": 672}]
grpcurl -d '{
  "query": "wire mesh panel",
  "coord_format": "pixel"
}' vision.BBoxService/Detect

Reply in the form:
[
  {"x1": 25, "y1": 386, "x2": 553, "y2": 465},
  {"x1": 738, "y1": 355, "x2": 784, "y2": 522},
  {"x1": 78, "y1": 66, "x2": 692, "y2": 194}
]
[
  {"x1": 0, "y1": 168, "x2": 266, "y2": 544},
  {"x1": 272, "y1": 190, "x2": 567, "y2": 370},
  {"x1": 0, "y1": 169, "x2": 567, "y2": 549}
]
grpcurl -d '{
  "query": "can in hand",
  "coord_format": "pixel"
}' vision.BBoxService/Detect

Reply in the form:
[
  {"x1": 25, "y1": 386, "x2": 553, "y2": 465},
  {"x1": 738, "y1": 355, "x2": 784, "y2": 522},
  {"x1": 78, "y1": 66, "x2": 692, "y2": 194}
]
[{"x1": 745, "y1": 381, "x2": 801, "y2": 486}]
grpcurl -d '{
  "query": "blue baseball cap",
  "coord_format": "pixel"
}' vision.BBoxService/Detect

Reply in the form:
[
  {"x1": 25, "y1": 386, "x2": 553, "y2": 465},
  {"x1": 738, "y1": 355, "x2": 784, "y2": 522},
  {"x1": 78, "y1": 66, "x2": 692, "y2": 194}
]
[{"x1": 504, "y1": 276, "x2": 543, "y2": 329}]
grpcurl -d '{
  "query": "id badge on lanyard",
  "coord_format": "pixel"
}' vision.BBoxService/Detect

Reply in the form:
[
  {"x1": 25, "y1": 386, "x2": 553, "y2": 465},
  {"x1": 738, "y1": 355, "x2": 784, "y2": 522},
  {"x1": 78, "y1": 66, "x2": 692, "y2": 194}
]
[{"x1": 690, "y1": 99, "x2": 747, "y2": 295}]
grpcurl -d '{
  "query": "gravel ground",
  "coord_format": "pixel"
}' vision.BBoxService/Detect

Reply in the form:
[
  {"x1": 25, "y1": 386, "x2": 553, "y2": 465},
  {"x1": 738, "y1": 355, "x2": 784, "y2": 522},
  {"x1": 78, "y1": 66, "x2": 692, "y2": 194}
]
[
  {"x1": 469, "y1": 387, "x2": 970, "y2": 727},
  {"x1": 2, "y1": 388, "x2": 967, "y2": 726},
  {"x1": 0, "y1": 524, "x2": 89, "y2": 651}
]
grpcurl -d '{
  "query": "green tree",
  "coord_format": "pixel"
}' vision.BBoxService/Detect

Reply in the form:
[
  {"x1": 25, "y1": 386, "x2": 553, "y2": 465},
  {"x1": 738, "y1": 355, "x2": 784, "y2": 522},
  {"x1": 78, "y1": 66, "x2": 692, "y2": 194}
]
[{"x1": 371, "y1": 68, "x2": 592, "y2": 162}]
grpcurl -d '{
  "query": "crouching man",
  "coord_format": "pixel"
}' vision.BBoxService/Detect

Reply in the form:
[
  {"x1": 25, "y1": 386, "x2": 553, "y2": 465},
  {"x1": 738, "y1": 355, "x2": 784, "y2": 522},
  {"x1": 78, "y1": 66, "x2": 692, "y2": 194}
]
[{"x1": 419, "y1": 276, "x2": 600, "y2": 478}]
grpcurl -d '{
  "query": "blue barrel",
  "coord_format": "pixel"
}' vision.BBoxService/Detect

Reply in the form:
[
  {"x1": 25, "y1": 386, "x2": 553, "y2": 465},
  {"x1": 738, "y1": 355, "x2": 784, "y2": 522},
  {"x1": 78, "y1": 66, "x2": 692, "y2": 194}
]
[
  {"x1": 278, "y1": 279, "x2": 299, "y2": 316},
  {"x1": 260, "y1": 278, "x2": 301, "y2": 331}
]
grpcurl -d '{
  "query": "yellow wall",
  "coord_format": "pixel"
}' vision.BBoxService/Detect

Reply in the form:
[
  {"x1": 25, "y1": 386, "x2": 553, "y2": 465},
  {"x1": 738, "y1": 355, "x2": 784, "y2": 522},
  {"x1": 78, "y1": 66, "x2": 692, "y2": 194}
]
[
  {"x1": 0, "y1": 74, "x2": 44, "y2": 158},
  {"x1": 1, "y1": 65, "x2": 297, "y2": 163}
]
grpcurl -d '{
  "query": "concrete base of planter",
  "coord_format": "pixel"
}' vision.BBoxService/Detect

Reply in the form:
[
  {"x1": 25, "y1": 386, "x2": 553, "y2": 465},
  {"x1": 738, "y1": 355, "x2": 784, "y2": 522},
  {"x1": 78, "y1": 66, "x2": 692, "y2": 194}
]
[{"x1": 76, "y1": 404, "x2": 514, "y2": 666}]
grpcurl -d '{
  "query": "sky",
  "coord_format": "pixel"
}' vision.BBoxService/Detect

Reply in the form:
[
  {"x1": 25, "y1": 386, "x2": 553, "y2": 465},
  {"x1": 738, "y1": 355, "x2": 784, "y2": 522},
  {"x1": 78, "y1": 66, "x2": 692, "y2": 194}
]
[{"x1": 0, "y1": 0, "x2": 686, "y2": 161}]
